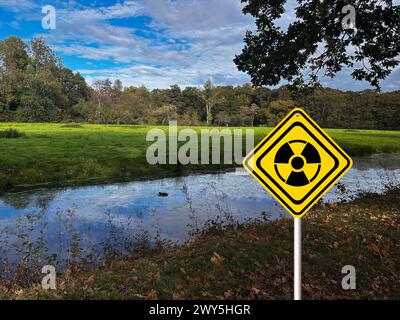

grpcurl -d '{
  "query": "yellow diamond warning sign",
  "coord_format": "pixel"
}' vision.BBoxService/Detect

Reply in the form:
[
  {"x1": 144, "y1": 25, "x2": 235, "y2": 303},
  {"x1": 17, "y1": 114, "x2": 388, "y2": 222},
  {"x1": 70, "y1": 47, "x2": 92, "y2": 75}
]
[{"x1": 243, "y1": 108, "x2": 353, "y2": 218}]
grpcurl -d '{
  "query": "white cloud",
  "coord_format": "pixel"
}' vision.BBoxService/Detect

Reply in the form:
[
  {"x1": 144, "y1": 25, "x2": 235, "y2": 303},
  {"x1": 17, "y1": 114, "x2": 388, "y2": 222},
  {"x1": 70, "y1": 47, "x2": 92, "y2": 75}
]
[
  {"x1": 8, "y1": 0, "x2": 399, "y2": 91},
  {"x1": 141, "y1": 0, "x2": 252, "y2": 34},
  {"x1": 79, "y1": 43, "x2": 250, "y2": 90},
  {"x1": 30, "y1": 0, "x2": 255, "y2": 88},
  {"x1": 0, "y1": 0, "x2": 36, "y2": 11},
  {"x1": 36, "y1": 1, "x2": 194, "y2": 66}
]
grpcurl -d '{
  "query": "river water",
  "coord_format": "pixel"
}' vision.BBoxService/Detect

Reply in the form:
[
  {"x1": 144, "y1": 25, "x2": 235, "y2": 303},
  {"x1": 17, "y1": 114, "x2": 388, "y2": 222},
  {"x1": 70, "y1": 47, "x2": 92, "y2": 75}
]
[{"x1": 0, "y1": 155, "x2": 399, "y2": 266}]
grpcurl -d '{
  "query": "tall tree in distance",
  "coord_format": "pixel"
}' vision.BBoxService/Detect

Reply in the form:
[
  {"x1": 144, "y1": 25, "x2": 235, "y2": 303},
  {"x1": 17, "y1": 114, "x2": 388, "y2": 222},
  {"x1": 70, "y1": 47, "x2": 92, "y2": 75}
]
[
  {"x1": 234, "y1": 0, "x2": 400, "y2": 91},
  {"x1": 30, "y1": 38, "x2": 60, "y2": 69},
  {"x1": 0, "y1": 37, "x2": 30, "y2": 112},
  {"x1": 93, "y1": 79, "x2": 113, "y2": 109},
  {"x1": 202, "y1": 80, "x2": 223, "y2": 125},
  {"x1": 241, "y1": 103, "x2": 259, "y2": 126}
]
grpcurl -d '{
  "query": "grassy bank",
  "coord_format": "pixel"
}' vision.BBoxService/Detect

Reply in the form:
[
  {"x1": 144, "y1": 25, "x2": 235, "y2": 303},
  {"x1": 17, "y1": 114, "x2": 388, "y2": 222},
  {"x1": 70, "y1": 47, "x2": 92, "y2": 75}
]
[
  {"x1": 0, "y1": 123, "x2": 399, "y2": 192},
  {"x1": 1, "y1": 189, "x2": 399, "y2": 300}
]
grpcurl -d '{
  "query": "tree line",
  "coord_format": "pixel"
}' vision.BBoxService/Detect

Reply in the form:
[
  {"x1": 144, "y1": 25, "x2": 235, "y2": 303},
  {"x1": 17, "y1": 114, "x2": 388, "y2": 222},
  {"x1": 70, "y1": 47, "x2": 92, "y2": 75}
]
[{"x1": 0, "y1": 36, "x2": 399, "y2": 130}]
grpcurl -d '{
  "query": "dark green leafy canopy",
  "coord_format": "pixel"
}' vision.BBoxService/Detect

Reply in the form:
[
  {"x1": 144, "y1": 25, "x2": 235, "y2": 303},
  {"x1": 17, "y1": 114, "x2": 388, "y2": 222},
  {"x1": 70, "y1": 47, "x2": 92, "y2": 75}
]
[
  {"x1": 234, "y1": 0, "x2": 400, "y2": 91},
  {"x1": 0, "y1": 37, "x2": 90, "y2": 121}
]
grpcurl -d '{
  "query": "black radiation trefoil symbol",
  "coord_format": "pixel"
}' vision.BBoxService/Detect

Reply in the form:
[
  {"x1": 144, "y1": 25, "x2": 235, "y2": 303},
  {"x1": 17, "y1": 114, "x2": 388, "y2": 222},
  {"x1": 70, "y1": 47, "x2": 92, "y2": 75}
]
[{"x1": 274, "y1": 140, "x2": 321, "y2": 187}]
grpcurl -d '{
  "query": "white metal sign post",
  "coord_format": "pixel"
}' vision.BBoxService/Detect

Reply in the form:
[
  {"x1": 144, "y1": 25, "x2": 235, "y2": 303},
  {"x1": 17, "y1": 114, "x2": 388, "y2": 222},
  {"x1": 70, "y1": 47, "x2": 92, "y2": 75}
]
[{"x1": 294, "y1": 218, "x2": 302, "y2": 300}]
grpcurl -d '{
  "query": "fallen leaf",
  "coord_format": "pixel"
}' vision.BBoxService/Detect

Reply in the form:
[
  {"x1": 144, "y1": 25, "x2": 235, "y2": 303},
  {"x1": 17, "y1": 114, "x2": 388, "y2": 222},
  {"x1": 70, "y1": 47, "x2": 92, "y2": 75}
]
[
  {"x1": 211, "y1": 252, "x2": 225, "y2": 265},
  {"x1": 145, "y1": 289, "x2": 158, "y2": 300}
]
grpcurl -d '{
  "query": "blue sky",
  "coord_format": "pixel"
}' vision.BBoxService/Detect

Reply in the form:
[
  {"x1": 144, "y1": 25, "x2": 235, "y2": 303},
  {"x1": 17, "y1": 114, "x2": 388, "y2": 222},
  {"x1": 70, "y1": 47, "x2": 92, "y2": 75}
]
[{"x1": 0, "y1": 0, "x2": 399, "y2": 91}]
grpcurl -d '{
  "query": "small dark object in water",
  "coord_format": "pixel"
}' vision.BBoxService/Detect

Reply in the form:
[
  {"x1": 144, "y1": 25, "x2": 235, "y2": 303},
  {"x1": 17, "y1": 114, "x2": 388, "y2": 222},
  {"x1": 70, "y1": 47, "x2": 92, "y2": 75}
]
[{"x1": 158, "y1": 192, "x2": 169, "y2": 197}]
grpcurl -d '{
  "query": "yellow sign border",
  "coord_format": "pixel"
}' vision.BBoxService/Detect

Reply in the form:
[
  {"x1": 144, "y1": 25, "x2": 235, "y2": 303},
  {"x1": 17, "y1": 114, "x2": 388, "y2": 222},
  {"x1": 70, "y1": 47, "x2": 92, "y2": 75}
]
[{"x1": 243, "y1": 108, "x2": 353, "y2": 218}]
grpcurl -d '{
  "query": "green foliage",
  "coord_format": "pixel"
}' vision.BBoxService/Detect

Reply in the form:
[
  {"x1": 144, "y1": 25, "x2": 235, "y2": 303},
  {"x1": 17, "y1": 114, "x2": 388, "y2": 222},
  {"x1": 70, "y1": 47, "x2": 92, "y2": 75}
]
[
  {"x1": 61, "y1": 123, "x2": 83, "y2": 128},
  {"x1": 235, "y1": 0, "x2": 400, "y2": 91},
  {"x1": 0, "y1": 36, "x2": 30, "y2": 71},
  {"x1": 0, "y1": 128, "x2": 25, "y2": 139},
  {"x1": 0, "y1": 36, "x2": 399, "y2": 130},
  {"x1": 14, "y1": 69, "x2": 65, "y2": 122},
  {"x1": 83, "y1": 82, "x2": 400, "y2": 130},
  {"x1": 0, "y1": 36, "x2": 90, "y2": 122}
]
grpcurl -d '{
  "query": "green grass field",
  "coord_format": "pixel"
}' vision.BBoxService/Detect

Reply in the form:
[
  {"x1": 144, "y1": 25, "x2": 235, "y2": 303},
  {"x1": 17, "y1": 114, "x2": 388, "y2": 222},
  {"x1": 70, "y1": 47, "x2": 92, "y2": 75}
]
[{"x1": 0, "y1": 123, "x2": 399, "y2": 192}]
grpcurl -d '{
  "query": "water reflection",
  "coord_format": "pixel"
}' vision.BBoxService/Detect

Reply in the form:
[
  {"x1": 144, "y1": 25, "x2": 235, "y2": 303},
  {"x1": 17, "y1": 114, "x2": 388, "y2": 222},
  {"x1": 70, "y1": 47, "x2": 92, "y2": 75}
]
[{"x1": 0, "y1": 155, "x2": 398, "y2": 270}]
